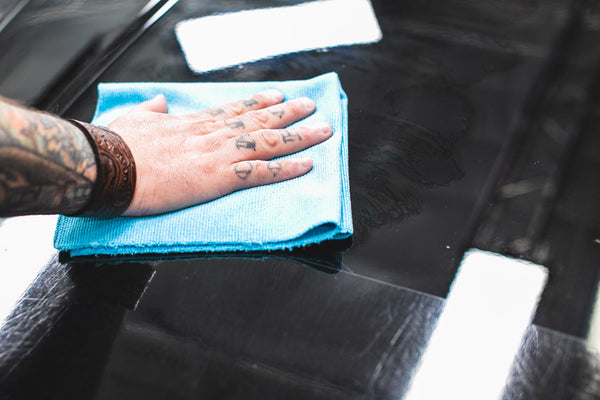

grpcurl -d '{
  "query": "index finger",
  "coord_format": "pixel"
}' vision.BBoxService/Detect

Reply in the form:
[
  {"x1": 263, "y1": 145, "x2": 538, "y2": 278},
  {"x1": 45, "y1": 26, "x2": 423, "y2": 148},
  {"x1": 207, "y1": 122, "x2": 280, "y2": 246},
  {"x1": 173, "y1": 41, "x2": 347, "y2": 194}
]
[{"x1": 190, "y1": 89, "x2": 284, "y2": 121}]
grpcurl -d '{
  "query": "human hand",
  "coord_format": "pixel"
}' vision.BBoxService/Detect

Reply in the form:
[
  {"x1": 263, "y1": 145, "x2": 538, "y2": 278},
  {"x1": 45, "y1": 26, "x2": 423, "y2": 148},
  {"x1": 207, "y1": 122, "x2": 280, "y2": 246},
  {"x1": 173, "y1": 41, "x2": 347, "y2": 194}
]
[{"x1": 107, "y1": 90, "x2": 332, "y2": 216}]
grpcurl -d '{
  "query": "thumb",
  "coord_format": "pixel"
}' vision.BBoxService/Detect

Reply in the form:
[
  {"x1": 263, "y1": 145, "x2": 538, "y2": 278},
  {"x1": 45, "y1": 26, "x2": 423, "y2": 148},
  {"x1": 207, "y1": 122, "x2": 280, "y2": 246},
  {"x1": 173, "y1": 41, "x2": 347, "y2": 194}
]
[{"x1": 130, "y1": 94, "x2": 168, "y2": 114}]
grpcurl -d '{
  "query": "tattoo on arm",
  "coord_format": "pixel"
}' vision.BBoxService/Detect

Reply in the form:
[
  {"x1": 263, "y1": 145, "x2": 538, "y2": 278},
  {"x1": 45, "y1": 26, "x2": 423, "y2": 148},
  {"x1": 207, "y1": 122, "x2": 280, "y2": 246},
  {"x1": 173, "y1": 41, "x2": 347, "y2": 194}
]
[
  {"x1": 0, "y1": 100, "x2": 97, "y2": 216},
  {"x1": 234, "y1": 162, "x2": 253, "y2": 180},
  {"x1": 267, "y1": 161, "x2": 282, "y2": 177},
  {"x1": 281, "y1": 129, "x2": 302, "y2": 143},
  {"x1": 226, "y1": 119, "x2": 245, "y2": 129},
  {"x1": 235, "y1": 133, "x2": 256, "y2": 151},
  {"x1": 242, "y1": 99, "x2": 259, "y2": 108}
]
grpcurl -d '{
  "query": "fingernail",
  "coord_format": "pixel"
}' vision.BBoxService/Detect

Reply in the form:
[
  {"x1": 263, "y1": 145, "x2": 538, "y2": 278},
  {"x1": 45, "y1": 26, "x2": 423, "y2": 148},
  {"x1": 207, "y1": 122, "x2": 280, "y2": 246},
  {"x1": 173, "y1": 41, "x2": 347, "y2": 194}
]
[
  {"x1": 296, "y1": 157, "x2": 313, "y2": 172},
  {"x1": 312, "y1": 123, "x2": 332, "y2": 135},
  {"x1": 300, "y1": 97, "x2": 315, "y2": 109}
]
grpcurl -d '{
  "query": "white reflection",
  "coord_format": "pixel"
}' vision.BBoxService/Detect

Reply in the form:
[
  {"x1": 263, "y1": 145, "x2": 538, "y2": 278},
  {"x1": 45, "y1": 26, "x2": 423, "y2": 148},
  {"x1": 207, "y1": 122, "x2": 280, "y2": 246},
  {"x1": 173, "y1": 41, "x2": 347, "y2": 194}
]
[
  {"x1": 0, "y1": 215, "x2": 57, "y2": 327},
  {"x1": 405, "y1": 250, "x2": 548, "y2": 400},
  {"x1": 586, "y1": 280, "x2": 600, "y2": 351},
  {"x1": 175, "y1": 0, "x2": 382, "y2": 74}
]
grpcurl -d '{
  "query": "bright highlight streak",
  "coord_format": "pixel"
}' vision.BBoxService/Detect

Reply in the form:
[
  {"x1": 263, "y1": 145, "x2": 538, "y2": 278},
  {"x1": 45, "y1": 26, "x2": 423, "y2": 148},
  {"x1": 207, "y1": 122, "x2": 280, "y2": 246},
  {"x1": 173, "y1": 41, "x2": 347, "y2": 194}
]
[
  {"x1": 586, "y1": 282, "x2": 600, "y2": 351},
  {"x1": 175, "y1": 0, "x2": 382, "y2": 74},
  {"x1": 405, "y1": 249, "x2": 548, "y2": 400},
  {"x1": 0, "y1": 215, "x2": 57, "y2": 327}
]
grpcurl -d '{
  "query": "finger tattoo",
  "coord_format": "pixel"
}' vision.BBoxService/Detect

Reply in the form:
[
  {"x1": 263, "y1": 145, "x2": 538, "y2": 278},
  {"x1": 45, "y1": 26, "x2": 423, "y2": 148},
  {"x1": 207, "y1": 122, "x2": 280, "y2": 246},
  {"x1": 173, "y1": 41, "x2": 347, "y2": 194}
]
[
  {"x1": 226, "y1": 119, "x2": 245, "y2": 129},
  {"x1": 209, "y1": 108, "x2": 225, "y2": 116},
  {"x1": 234, "y1": 162, "x2": 253, "y2": 180},
  {"x1": 242, "y1": 98, "x2": 259, "y2": 108},
  {"x1": 281, "y1": 129, "x2": 302, "y2": 143},
  {"x1": 267, "y1": 161, "x2": 282, "y2": 177},
  {"x1": 235, "y1": 133, "x2": 256, "y2": 151},
  {"x1": 270, "y1": 107, "x2": 285, "y2": 119}
]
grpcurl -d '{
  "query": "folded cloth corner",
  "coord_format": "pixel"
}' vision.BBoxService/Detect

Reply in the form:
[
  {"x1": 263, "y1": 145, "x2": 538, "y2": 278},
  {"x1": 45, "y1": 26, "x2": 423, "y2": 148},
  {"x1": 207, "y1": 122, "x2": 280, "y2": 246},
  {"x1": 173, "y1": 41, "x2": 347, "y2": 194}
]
[{"x1": 54, "y1": 72, "x2": 353, "y2": 257}]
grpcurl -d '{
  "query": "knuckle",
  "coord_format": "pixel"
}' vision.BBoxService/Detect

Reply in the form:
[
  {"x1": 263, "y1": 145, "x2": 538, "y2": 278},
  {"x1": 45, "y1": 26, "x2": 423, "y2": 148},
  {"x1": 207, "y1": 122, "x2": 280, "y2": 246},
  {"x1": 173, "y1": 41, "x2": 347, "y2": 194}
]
[
  {"x1": 286, "y1": 100, "x2": 304, "y2": 115},
  {"x1": 254, "y1": 161, "x2": 270, "y2": 179},
  {"x1": 227, "y1": 102, "x2": 245, "y2": 115},
  {"x1": 250, "y1": 110, "x2": 271, "y2": 128},
  {"x1": 233, "y1": 161, "x2": 254, "y2": 182},
  {"x1": 266, "y1": 160, "x2": 284, "y2": 178},
  {"x1": 189, "y1": 119, "x2": 216, "y2": 135},
  {"x1": 257, "y1": 130, "x2": 279, "y2": 148},
  {"x1": 252, "y1": 93, "x2": 268, "y2": 107},
  {"x1": 198, "y1": 155, "x2": 218, "y2": 176},
  {"x1": 202, "y1": 135, "x2": 226, "y2": 153},
  {"x1": 298, "y1": 126, "x2": 311, "y2": 136}
]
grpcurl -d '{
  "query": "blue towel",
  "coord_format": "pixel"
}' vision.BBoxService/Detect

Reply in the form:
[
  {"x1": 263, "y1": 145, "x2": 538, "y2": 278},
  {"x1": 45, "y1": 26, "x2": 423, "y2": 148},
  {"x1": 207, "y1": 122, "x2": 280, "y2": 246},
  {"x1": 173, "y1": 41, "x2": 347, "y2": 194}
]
[{"x1": 54, "y1": 73, "x2": 352, "y2": 257}]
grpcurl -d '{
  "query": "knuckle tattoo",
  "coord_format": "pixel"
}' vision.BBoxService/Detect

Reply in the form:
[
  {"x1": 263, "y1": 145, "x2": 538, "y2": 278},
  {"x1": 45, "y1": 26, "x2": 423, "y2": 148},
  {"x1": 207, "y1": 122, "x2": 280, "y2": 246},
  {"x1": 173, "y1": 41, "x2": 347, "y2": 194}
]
[
  {"x1": 269, "y1": 107, "x2": 285, "y2": 119},
  {"x1": 267, "y1": 161, "x2": 282, "y2": 177},
  {"x1": 226, "y1": 119, "x2": 245, "y2": 129},
  {"x1": 281, "y1": 129, "x2": 302, "y2": 143},
  {"x1": 235, "y1": 133, "x2": 256, "y2": 151},
  {"x1": 242, "y1": 98, "x2": 259, "y2": 108},
  {"x1": 208, "y1": 108, "x2": 225, "y2": 117},
  {"x1": 234, "y1": 162, "x2": 253, "y2": 180}
]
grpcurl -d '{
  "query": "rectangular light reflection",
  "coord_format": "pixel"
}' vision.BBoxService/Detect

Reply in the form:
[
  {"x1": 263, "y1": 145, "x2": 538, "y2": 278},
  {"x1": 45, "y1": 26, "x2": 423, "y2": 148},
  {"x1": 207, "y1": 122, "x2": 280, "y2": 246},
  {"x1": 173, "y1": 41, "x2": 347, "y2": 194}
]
[
  {"x1": 0, "y1": 215, "x2": 57, "y2": 327},
  {"x1": 405, "y1": 250, "x2": 548, "y2": 400},
  {"x1": 175, "y1": 0, "x2": 382, "y2": 74}
]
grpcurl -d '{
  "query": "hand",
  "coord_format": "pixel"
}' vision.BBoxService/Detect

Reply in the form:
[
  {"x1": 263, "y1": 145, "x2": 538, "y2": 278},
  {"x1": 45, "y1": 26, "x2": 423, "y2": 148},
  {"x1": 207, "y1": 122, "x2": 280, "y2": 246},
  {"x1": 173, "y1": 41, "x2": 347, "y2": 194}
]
[{"x1": 107, "y1": 90, "x2": 332, "y2": 216}]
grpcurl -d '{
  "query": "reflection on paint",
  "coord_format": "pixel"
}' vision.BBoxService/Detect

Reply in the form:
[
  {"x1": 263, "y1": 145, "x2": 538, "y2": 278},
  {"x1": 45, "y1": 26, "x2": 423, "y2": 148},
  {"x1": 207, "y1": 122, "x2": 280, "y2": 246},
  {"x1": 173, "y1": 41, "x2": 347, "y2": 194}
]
[
  {"x1": 586, "y1": 282, "x2": 600, "y2": 351},
  {"x1": 405, "y1": 250, "x2": 548, "y2": 399},
  {"x1": 0, "y1": 215, "x2": 57, "y2": 327},
  {"x1": 175, "y1": 0, "x2": 382, "y2": 73}
]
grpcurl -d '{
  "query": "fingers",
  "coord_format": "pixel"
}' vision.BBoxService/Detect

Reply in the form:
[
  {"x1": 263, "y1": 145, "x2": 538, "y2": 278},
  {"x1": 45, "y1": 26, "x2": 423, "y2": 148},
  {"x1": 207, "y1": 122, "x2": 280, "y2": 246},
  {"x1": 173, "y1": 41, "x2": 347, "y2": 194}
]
[
  {"x1": 192, "y1": 89, "x2": 284, "y2": 120},
  {"x1": 130, "y1": 94, "x2": 168, "y2": 114},
  {"x1": 117, "y1": 91, "x2": 329, "y2": 216},
  {"x1": 226, "y1": 124, "x2": 332, "y2": 161},
  {"x1": 215, "y1": 97, "x2": 316, "y2": 135},
  {"x1": 222, "y1": 158, "x2": 313, "y2": 195}
]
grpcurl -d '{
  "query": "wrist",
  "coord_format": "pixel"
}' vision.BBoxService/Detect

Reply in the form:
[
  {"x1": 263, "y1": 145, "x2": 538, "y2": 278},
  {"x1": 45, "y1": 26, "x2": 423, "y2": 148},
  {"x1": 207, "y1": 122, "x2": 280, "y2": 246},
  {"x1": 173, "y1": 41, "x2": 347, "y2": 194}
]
[{"x1": 67, "y1": 120, "x2": 136, "y2": 217}]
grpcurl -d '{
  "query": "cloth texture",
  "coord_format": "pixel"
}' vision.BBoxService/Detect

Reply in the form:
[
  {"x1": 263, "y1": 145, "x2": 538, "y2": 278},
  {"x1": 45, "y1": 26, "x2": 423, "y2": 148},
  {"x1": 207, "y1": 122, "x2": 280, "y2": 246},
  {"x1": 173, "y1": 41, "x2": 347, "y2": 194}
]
[{"x1": 54, "y1": 72, "x2": 353, "y2": 257}]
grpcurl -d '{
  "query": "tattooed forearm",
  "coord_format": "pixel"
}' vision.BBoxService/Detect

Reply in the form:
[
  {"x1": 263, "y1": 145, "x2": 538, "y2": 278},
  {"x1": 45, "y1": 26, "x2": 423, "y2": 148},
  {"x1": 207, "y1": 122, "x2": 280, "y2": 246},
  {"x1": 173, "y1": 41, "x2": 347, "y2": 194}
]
[
  {"x1": 234, "y1": 162, "x2": 252, "y2": 180},
  {"x1": 0, "y1": 100, "x2": 97, "y2": 216}
]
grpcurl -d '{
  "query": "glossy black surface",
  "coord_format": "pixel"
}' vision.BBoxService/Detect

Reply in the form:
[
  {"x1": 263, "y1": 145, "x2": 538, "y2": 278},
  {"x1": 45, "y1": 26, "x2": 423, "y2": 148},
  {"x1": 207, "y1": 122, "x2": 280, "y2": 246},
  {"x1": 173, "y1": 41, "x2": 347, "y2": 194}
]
[
  {"x1": 94, "y1": 260, "x2": 442, "y2": 399},
  {"x1": 1, "y1": 256, "x2": 155, "y2": 399},
  {"x1": 2, "y1": 0, "x2": 600, "y2": 398},
  {"x1": 504, "y1": 325, "x2": 600, "y2": 400}
]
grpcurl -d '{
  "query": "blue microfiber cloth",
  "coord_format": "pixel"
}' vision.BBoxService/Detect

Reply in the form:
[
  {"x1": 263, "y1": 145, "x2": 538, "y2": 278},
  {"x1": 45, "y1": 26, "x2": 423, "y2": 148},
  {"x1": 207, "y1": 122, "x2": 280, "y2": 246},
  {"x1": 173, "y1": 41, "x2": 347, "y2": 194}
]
[{"x1": 54, "y1": 72, "x2": 352, "y2": 257}]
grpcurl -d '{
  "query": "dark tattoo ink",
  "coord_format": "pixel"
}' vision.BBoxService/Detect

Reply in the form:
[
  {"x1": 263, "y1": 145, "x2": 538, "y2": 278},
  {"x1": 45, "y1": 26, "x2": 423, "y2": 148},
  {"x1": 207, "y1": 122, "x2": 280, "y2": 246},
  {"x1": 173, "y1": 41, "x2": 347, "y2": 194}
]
[
  {"x1": 0, "y1": 103, "x2": 96, "y2": 216},
  {"x1": 209, "y1": 108, "x2": 225, "y2": 117},
  {"x1": 281, "y1": 129, "x2": 302, "y2": 143},
  {"x1": 234, "y1": 162, "x2": 253, "y2": 180},
  {"x1": 242, "y1": 99, "x2": 259, "y2": 108},
  {"x1": 269, "y1": 107, "x2": 285, "y2": 119},
  {"x1": 235, "y1": 133, "x2": 256, "y2": 151},
  {"x1": 226, "y1": 119, "x2": 245, "y2": 129},
  {"x1": 267, "y1": 161, "x2": 282, "y2": 177}
]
